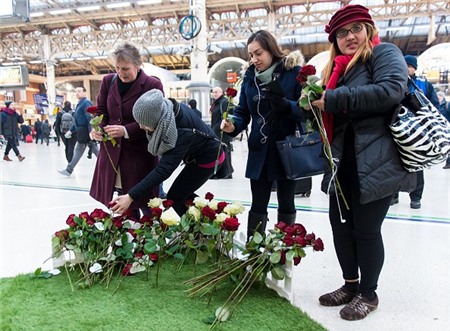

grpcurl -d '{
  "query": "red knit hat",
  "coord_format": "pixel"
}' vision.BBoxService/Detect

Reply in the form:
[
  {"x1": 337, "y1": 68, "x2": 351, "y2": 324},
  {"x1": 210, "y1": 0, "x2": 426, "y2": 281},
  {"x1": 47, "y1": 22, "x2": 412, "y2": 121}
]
[{"x1": 325, "y1": 4, "x2": 375, "y2": 42}]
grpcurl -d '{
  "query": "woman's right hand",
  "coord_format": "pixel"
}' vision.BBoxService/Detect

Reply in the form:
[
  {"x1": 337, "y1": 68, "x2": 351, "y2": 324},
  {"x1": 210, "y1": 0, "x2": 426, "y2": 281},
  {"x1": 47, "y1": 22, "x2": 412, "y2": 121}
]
[
  {"x1": 90, "y1": 129, "x2": 103, "y2": 141},
  {"x1": 220, "y1": 119, "x2": 235, "y2": 133}
]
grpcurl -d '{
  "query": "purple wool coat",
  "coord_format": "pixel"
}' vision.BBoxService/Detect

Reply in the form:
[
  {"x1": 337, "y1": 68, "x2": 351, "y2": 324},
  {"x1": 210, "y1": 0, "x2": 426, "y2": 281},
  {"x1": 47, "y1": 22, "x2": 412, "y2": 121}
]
[{"x1": 90, "y1": 71, "x2": 163, "y2": 210}]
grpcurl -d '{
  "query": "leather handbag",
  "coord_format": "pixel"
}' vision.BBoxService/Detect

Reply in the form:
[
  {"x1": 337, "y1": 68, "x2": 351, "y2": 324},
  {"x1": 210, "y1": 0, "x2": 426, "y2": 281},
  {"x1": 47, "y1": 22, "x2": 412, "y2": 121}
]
[
  {"x1": 276, "y1": 128, "x2": 325, "y2": 180},
  {"x1": 389, "y1": 78, "x2": 450, "y2": 172}
]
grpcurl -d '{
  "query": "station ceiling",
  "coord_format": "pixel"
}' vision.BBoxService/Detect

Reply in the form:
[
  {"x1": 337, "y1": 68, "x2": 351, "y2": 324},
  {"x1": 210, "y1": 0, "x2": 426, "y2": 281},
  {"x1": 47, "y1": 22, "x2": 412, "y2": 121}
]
[{"x1": 0, "y1": 0, "x2": 449, "y2": 78}]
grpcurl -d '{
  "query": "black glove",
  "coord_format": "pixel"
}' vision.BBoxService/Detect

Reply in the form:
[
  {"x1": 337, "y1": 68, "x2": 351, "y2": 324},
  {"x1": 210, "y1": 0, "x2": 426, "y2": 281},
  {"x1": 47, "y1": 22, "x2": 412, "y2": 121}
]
[{"x1": 261, "y1": 80, "x2": 291, "y2": 115}]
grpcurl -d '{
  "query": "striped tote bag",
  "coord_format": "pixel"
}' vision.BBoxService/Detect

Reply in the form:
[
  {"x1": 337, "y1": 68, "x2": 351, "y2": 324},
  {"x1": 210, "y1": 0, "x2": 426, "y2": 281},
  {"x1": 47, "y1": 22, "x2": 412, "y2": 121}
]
[{"x1": 390, "y1": 82, "x2": 450, "y2": 172}]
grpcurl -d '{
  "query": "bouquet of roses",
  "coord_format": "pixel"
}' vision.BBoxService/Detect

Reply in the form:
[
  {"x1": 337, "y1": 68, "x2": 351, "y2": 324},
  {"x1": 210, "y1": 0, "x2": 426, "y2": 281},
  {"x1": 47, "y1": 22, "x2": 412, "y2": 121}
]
[
  {"x1": 185, "y1": 221, "x2": 324, "y2": 329},
  {"x1": 296, "y1": 65, "x2": 349, "y2": 210}
]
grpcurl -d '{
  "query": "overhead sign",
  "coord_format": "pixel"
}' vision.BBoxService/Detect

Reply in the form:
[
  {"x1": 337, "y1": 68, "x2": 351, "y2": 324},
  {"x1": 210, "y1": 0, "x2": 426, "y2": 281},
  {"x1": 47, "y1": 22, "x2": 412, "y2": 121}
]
[{"x1": 0, "y1": 65, "x2": 29, "y2": 88}]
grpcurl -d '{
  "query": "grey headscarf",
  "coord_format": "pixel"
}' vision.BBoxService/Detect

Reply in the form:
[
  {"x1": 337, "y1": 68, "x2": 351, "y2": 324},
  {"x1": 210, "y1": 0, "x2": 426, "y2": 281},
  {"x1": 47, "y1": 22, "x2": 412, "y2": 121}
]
[{"x1": 132, "y1": 89, "x2": 178, "y2": 156}]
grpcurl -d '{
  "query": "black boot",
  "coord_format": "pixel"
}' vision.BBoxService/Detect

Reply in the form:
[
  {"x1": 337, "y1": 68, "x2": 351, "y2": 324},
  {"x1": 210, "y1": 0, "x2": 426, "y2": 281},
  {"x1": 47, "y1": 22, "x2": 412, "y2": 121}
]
[
  {"x1": 247, "y1": 211, "x2": 268, "y2": 241},
  {"x1": 277, "y1": 212, "x2": 296, "y2": 225}
]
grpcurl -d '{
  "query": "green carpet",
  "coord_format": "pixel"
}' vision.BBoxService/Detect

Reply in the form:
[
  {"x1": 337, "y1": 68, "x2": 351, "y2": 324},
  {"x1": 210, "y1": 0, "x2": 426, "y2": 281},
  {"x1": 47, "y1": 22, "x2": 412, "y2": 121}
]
[{"x1": 0, "y1": 258, "x2": 326, "y2": 331}]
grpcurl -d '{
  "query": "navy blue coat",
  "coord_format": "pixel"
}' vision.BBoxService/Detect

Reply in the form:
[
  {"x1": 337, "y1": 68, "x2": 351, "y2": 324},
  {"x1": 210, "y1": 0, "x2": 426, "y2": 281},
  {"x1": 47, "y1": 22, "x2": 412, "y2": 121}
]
[{"x1": 230, "y1": 61, "x2": 303, "y2": 181}]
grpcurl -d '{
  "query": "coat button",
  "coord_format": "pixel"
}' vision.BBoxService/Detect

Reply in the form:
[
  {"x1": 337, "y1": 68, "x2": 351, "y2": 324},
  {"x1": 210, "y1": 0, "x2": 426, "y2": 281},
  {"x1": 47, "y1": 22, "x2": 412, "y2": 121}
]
[
  {"x1": 118, "y1": 118, "x2": 121, "y2": 122},
  {"x1": 117, "y1": 144, "x2": 120, "y2": 148}
]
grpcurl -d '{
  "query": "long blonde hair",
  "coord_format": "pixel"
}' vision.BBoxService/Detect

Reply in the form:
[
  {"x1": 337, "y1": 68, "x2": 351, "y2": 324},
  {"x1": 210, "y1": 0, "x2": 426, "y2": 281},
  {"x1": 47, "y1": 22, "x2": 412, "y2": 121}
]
[{"x1": 321, "y1": 23, "x2": 378, "y2": 85}]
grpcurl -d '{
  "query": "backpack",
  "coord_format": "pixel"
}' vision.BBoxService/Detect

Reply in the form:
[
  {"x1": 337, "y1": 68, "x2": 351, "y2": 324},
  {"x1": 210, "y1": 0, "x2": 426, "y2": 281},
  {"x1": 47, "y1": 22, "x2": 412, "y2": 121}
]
[{"x1": 60, "y1": 112, "x2": 73, "y2": 134}]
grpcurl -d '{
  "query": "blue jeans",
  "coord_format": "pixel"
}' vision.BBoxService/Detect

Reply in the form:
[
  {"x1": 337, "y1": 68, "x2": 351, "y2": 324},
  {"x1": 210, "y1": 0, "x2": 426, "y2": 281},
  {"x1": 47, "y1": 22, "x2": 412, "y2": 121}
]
[{"x1": 66, "y1": 141, "x2": 99, "y2": 173}]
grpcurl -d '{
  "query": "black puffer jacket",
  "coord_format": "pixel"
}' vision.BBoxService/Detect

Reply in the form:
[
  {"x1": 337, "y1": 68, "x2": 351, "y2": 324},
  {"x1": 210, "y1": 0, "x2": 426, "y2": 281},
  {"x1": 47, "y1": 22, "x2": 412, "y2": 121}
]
[
  {"x1": 128, "y1": 101, "x2": 220, "y2": 200},
  {"x1": 322, "y1": 43, "x2": 416, "y2": 204}
]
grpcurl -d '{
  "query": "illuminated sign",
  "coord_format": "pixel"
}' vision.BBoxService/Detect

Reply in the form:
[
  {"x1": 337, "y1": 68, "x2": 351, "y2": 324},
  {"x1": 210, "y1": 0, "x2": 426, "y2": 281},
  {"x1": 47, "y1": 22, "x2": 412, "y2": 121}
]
[{"x1": 0, "y1": 65, "x2": 29, "y2": 88}]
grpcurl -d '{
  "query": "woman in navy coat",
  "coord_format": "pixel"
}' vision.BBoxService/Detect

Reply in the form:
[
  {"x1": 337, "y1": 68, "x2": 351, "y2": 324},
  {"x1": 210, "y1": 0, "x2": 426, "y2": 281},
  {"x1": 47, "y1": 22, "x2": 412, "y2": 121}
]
[
  {"x1": 221, "y1": 30, "x2": 304, "y2": 239},
  {"x1": 90, "y1": 42, "x2": 163, "y2": 217}
]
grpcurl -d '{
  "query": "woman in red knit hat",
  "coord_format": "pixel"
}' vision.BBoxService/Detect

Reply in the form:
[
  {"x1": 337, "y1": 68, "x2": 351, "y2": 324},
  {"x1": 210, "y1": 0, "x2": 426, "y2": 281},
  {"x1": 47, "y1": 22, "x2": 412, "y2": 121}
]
[{"x1": 307, "y1": 4, "x2": 416, "y2": 320}]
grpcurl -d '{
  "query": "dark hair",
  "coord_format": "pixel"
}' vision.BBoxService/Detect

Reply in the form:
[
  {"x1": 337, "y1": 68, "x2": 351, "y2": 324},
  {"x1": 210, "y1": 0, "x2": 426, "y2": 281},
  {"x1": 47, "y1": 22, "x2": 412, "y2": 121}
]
[
  {"x1": 64, "y1": 101, "x2": 71, "y2": 108},
  {"x1": 188, "y1": 99, "x2": 197, "y2": 109},
  {"x1": 247, "y1": 30, "x2": 288, "y2": 62}
]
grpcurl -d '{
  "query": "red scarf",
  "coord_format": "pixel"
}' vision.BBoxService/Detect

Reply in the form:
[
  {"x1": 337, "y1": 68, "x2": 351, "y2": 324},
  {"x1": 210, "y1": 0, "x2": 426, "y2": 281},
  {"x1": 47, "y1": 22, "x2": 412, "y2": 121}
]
[{"x1": 322, "y1": 36, "x2": 381, "y2": 142}]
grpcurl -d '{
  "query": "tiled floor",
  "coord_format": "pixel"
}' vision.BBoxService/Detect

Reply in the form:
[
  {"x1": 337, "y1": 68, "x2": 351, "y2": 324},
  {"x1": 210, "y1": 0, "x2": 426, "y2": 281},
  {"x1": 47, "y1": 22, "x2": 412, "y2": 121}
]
[{"x1": 1, "y1": 138, "x2": 449, "y2": 331}]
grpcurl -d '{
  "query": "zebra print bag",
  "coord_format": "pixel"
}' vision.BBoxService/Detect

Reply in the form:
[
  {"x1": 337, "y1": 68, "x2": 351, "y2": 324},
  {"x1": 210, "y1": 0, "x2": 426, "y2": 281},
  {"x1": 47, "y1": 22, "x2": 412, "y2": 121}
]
[{"x1": 389, "y1": 80, "x2": 450, "y2": 172}]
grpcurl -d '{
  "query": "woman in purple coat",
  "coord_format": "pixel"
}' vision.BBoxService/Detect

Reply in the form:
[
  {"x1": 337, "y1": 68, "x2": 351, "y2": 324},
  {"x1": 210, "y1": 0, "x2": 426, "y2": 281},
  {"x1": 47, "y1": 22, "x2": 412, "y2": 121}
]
[{"x1": 90, "y1": 42, "x2": 164, "y2": 217}]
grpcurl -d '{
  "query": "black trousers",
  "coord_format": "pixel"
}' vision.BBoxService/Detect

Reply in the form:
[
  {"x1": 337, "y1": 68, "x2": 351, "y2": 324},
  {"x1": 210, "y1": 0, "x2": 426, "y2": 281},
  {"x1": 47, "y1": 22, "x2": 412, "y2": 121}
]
[
  {"x1": 4, "y1": 136, "x2": 20, "y2": 156},
  {"x1": 167, "y1": 163, "x2": 216, "y2": 216},
  {"x1": 329, "y1": 141, "x2": 391, "y2": 296},
  {"x1": 249, "y1": 178, "x2": 297, "y2": 215}
]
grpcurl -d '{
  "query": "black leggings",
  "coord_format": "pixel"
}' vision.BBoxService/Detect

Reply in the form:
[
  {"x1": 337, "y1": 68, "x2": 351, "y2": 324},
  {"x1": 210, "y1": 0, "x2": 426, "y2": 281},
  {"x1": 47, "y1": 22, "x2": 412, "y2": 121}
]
[
  {"x1": 329, "y1": 144, "x2": 391, "y2": 295},
  {"x1": 250, "y1": 178, "x2": 297, "y2": 215}
]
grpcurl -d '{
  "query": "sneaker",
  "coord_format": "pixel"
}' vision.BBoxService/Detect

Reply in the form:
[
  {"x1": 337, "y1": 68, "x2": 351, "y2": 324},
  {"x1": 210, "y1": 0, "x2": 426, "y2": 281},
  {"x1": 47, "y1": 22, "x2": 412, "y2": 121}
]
[
  {"x1": 410, "y1": 200, "x2": 421, "y2": 209},
  {"x1": 58, "y1": 169, "x2": 71, "y2": 176},
  {"x1": 319, "y1": 286, "x2": 356, "y2": 306},
  {"x1": 3, "y1": 155, "x2": 12, "y2": 161},
  {"x1": 340, "y1": 293, "x2": 378, "y2": 321}
]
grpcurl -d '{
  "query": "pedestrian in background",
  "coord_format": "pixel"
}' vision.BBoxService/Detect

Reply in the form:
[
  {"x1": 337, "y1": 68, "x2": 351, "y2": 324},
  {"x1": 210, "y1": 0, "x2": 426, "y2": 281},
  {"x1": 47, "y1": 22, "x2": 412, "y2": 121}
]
[
  {"x1": 1, "y1": 101, "x2": 25, "y2": 162},
  {"x1": 188, "y1": 99, "x2": 202, "y2": 118}
]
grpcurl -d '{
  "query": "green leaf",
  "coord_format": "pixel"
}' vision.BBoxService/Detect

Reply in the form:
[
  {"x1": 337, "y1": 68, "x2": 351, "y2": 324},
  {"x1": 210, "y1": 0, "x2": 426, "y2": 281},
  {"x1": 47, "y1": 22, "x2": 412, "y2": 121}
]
[
  {"x1": 215, "y1": 306, "x2": 230, "y2": 322},
  {"x1": 286, "y1": 250, "x2": 295, "y2": 261},
  {"x1": 195, "y1": 250, "x2": 209, "y2": 264},
  {"x1": 299, "y1": 97, "x2": 310, "y2": 109},
  {"x1": 173, "y1": 253, "x2": 185, "y2": 260},
  {"x1": 252, "y1": 232, "x2": 263, "y2": 244},
  {"x1": 34, "y1": 267, "x2": 42, "y2": 276},
  {"x1": 270, "y1": 251, "x2": 281, "y2": 264},
  {"x1": 202, "y1": 315, "x2": 216, "y2": 325},
  {"x1": 271, "y1": 267, "x2": 286, "y2": 280},
  {"x1": 201, "y1": 223, "x2": 219, "y2": 236},
  {"x1": 144, "y1": 242, "x2": 157, "y2": 254}
]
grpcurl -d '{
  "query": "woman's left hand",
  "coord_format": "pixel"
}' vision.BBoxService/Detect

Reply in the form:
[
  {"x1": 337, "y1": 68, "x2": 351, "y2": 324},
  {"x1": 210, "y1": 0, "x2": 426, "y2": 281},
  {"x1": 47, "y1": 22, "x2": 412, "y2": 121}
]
[
  {"x1": 104, "y1": 125, "x2": 126, "y2": 138},
  {"x1": 110, "y1": 194, "x2": 133, "y2": 214}
]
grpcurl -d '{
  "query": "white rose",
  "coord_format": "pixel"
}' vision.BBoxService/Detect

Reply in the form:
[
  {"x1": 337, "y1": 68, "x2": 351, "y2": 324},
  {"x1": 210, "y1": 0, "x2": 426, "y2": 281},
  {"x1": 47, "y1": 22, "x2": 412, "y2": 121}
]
[
  {"x1": 89, "y1": 262, "x2": 103, "y2": 274},
  {"x1": 215, "y1": 213, "x2": 228, "y2": 224},
  {"x1": 193, "y1": 197, "x2": 208, "y2": 209},
  {"x1": 123, "y1": 220, "x2": 142, "y2": 230},
  {"x1": 161, "y1": 207, "x2": 180, "y2": 226},
  {"x1": 148, "y1": 197, "x2": 162, "y2": 208},
  {"x1": 94, "y1": 222, "x2": 105, "y2": 231},
  {"x1": 208, "y1": 200, "x2": 219, "y2": 210},
  {"x1": 223, "y1": 202, "x2": 245, "y2": 216},
  {"x1": 187, "y1": 206, "x2": 201, "y2": 221}
]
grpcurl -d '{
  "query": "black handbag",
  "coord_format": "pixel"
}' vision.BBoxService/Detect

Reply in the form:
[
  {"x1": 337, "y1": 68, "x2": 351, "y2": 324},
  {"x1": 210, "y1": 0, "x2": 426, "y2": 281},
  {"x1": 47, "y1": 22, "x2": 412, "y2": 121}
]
[
  {"x1": 389, "y1": 78, "x2": 450, "y2": 172},
  {"x1": 276, "y1": 127, "x2": 324, "y2": 180}
]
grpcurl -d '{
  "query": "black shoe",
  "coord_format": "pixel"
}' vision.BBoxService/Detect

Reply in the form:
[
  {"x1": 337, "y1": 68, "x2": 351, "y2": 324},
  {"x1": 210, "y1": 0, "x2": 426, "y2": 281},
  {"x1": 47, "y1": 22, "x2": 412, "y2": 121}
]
[
  {"x1": 410, "y1": 200, "x2": 421, "y2": 209},
  {"x1": 444, "y1": 164, "x2": 450, "y2": 169},
  {"x1": 390, "y1": 197, "x2": 399, "y2": 206},
  {"x1": 87, "y1": 154, "x2": 92, "y2": 159}
]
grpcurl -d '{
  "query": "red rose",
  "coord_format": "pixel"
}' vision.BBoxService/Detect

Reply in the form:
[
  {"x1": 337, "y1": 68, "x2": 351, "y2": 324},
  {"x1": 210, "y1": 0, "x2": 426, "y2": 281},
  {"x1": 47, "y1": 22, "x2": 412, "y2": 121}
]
[
  {"x1": 90, "y1": 208, "x2": 109, "y2": 220},
  {"x1": 122, "y1": 263, "x2": 132, "y2": 276},
  {"x1": 151, "y1": 207, "x2": 163, "y2": 218},
  {"x1": 226, "y1": 87, "x2": 238, "y2": 98},
  {"x1": 305, "y1": 232, "x2": 316, "y2": 244},
  {"x1": 216, "y1": 201, "x2": 228, "y2": 213},
  {"x1": 162, "y1": 199, "x2": 174, "y2": 209},
  {"x1": 113, "y1": 216, "x2": 123, "y2": 228},
  {"x1": 66, "y1": 214, "x2": 77, "y2": 228},
  {"x1": 86, "y1": 106, "x2": 98, "y2": 115},
  {"x1": 128, "y1": 229, "x2": 137, "y2": 238},
  {"x1": 55, "y1": 230, "x2": 69, "y2": 240},
  {"x1": 78, "y1": 212, "x2": 89, "y2": 220},
  {"x1": 275, "y1": 221, "x2": 287, "y2": 232},
  {"x1": 293, "y1": 256, "x2": 302, "y2": 266},
  {"x1": 204, "y1": 192, "x2": 214, "y2": 201},
  {"x1": 222, "y1": 217, "x2": 240, "y2": 232},
  {"x1": 280, "y1": 250, "x2": 286, "y2": 265},
  {"x1": 284, "y1": 226, "x2": 295, "y2": 236},
  {"x1": 296, "y1": 65, "x2": 316, "y2": 85},
  {"x1": 294, "y1": 235, "x2": 307, "y2": 247},
  {"x1": 313, "y1": 238, "x2": 324, "y2": 251},
  {"x1": 292, "y1": 223, "x2": 306, "y2": 237},
  {"x1": 135, "y1": 251, "x2": 143, "y2": 259},
  {"x1": 149, "y1": 253, "x2": 159, "y2": 262},
  {"x1": 201, "y1": 206, "x2": 216, "y2": 220},
  {"x1": 139, "y1": 215, "x2": 153, "y2": 226},
  {"x1": 185, "y1": 199, "x2": 194, "y2": 206},
  {"x1": 87, "y1": 218, "x2": 95, "y2": 226},
  {"x1": 282, "y1": 235, "x2": 294, "y2": 247}
]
